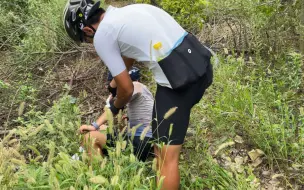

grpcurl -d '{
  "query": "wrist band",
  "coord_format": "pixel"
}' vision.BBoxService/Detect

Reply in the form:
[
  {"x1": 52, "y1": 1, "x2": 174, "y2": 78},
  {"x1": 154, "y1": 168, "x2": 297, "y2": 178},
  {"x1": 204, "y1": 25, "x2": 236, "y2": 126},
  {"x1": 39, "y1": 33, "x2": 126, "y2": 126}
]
[
  {"x1": 107, "y1": 85, "x2": 117, "y2": 97},
  {"x1": 109, "y1": 99, "x2": 120, "y2": 115},
  {"x1": 91, "y1": 122, "x2": 99, "y2": 130},
  {"x1": 105, "y1": 97, "x2": 124, "y2": 116}
]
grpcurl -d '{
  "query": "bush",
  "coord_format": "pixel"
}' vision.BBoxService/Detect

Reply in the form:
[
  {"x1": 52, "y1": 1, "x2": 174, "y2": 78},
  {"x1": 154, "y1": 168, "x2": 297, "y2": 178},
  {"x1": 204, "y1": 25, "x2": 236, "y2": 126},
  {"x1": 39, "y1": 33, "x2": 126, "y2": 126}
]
[
  {"x1": 204, "y1": 52, "x2": 304, "y2": 167},
  {"x1": 201, "y1": 0, "x2": 302, "y2": 54},
  {"x1": 0, "y1": 131, "x2": 26, "y2": 189},
  {"x1": 135, "y1": 0, "x2": 211, "y2": 33},
  {"x1": 0, "y1": 95, "x2": 160, "y2": 189},
  {"x1": 15, "y1": 95, "x2": 81, "y2": 157},
  {"x1": 0, "y1": 0, "x2": 76, "y2": 78},
  {"x1": 160, "y1": 0, "x2": 210, "y2": 33}
]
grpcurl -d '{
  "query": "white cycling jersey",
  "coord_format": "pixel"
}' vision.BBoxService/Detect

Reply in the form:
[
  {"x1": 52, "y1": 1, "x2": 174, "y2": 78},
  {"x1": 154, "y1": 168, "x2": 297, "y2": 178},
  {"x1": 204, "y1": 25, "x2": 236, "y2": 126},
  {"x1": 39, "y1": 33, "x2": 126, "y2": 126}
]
[{"x1": 93, "y1": 4, "x2": 187, "y2": 88}]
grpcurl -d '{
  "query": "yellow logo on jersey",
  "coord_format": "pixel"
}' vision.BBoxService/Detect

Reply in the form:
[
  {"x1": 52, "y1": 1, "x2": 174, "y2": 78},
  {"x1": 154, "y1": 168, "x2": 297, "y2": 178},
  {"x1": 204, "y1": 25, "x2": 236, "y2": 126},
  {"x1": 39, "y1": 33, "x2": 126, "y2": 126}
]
[{"x1": 153, "y1": 42, "x2": 162, "y2": 50}]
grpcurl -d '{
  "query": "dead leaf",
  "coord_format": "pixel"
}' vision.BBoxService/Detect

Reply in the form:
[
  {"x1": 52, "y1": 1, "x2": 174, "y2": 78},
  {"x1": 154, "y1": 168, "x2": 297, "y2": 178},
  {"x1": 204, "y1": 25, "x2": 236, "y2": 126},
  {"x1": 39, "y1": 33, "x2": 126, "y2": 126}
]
[
  {"x1": 269, "y1": 178, "x2": 280, "y2": 186},
  {"x1": 292, "y1": 163, "x2": 302, "y2": 170},
  {"x1": 271, "y1": 174, "x2": 284, "y2": 179},
  {"x1": 248, "y1": 149, "x2": 265, "y2": 161},
  {"x1": 235, "y1": 156, "x2": 244, "y2": 165},
  {"x1": 235, "y1": 163, "x2": 244, "y2": 173},
  {"x1": 221, "y1": 154, "x2": 231, "y2": 162},
  {"x1": 229, "y1": 163, "x2": 236, "y2": 172},
  {"x1": 214, "y1": 141, "x2": 235, "y2": 156},
  {"x1": 234, "y1": 135, "x2": 244, "y2": 143},
  {"x1": 262, "y1": 170, "x2": 270, "y2": 176},
  {"x1": 243, "y1": 156, "x2": 248, "y2": 164},
  {"x1": 251, "y1": 157, "x2": 263, "y2": 167},
  {"x1": 250, "y1": 177, "x2": 260, "y2": 188},
  {"x1": 224, "y1": 48, "x2": 229, "y2": 55}
]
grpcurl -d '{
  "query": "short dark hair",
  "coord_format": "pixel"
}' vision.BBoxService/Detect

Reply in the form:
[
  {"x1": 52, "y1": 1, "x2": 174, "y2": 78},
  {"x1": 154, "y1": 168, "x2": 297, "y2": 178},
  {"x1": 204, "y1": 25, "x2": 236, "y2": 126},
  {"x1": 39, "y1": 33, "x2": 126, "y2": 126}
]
[{"x1": 86, "y1": 8, "x2": 105, "y2": 25}]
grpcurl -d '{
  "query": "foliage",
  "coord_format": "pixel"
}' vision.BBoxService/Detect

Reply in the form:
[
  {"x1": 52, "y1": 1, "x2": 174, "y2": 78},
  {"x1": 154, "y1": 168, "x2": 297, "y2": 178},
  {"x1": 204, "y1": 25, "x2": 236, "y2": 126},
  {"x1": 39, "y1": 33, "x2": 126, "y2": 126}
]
[
  {"x1": 0, "y1": 95, "x2": 160, "y2": 189},
  {"x1": 1, "y1": 0, "x2": 304, "y2": 189},
  {"x1": 160, "y1": 0, "x2": 210, "y2": 33},
  {"x1": 1, "y1": 0, "x2": 73, "y2": 51},
  {"x1": 0, "y1": 93, "x2": 261, "y2": 189},
  {"x1": 0, "y1": 80, "x2": 9, "y2": 89},
  {"x1": 0, "y1": 0, "x2": 76, "y2": 80},
  {"x1": 179, "y1": 128, "x2": 260, "y2": 190},
  {"x1": 135, "y1": 0, "x2": 211, "y2": 33},
  {"x1": 134, "y1": 0, "x2": 301, "y2": 54},
  {"x1": 0, "y1": 131, "x2": 26, "y2": 189},
  {"x1": 0, "y1": 0, "x2": 78, "y2": 127},
  {"x1": 202, "y1": 52, "x2": 304, "y2": 171},
  {"x1": 14, "y1": 148, "x2": 153, "y2": 189},
  {"x1": 15, "y1": 95, "x2": 82, "y2": 157},
  {"x1": 203, "y1": 0, "x2": 302, "y2": 54}
]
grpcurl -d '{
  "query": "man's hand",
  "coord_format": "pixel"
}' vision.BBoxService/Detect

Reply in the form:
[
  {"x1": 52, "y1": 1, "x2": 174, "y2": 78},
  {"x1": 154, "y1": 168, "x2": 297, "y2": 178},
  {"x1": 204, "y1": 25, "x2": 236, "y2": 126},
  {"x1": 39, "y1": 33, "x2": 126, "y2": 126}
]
[
  {"x1": 78, "y1": 125, "x2": 95, "y2": 134},
  {"x1": 107, "y1": 81, "x2": 117, "y2": 97},
  {"x1": 113, "y1": 69, "x2": 134, "y2": 109}
]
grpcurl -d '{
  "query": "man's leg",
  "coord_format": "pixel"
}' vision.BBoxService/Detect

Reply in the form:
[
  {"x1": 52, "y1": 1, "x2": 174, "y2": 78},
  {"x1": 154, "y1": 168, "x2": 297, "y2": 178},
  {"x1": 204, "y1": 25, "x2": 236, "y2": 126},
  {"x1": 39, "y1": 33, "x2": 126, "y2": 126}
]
[
  {"x1": 152, "y1": 70, "x2": 213, "y2": 189},
  {"x1": 154, "y1": 145, "x2": 182, "y2": 190},
  {"x1": 152, "y1": 84, "x2": 192, "y2": 190}
]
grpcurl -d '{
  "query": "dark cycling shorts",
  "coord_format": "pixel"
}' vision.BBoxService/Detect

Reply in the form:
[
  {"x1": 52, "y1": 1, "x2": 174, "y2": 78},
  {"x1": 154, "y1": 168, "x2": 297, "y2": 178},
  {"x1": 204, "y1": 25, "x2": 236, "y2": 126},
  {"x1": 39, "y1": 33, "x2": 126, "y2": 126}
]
[
  {"x1": 151, "y1": 64, "x2": 213, "y2": 145},
  {"x1": 104, "y1": 133, "x2": 153, "y2": 162}
]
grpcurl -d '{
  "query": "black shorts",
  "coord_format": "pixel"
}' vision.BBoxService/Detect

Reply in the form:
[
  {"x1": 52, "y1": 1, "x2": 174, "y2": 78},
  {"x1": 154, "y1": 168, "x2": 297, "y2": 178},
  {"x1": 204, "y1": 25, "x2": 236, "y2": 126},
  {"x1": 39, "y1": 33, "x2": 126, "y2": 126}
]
[
  {"x1": 152, "y1": 64, "x2": 213, "y2": 145},
  {"x1": 105, "y1": 133, "x2": 153, "y2": 162}
]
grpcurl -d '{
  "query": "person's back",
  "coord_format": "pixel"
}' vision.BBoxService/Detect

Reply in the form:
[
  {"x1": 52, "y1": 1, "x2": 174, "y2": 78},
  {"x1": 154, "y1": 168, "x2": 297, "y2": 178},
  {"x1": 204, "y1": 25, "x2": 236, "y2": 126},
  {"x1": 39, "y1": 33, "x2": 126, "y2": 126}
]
[
  {"x1": 94, "y1": 4, "x2": 187, "y2": 88},
  {"x1": 96, "y1": 4, "x2": 185, "y2": 60},
  {"x1": 126, "y1": 81, "x2": 153, "y2": 138}
]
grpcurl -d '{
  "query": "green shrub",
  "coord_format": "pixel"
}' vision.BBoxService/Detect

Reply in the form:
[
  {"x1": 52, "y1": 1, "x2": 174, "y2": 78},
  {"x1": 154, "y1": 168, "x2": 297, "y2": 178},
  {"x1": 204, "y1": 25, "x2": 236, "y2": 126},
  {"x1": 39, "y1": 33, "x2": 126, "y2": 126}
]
[
  {"x1": 0, "y1": 131, "x2": 26, "y2": 189},
  {"x1": 161, "y1": 0, "x2": 210, "y2": 33},
  {"x1": 0, "y1": 0, "x2": 75, "y2": 73},
  {"x1": 16, "y1": 95, "x2": 82, "y2": 157},
  {"x1": 135, "y1": 0, "x2": 211, "y2": 33},
  {"x1": 0, "y1": 95, "x2": 159, "y2": 189},
  {"x1": 204, "y1": 53, "x2": 304, "y2": 168}
]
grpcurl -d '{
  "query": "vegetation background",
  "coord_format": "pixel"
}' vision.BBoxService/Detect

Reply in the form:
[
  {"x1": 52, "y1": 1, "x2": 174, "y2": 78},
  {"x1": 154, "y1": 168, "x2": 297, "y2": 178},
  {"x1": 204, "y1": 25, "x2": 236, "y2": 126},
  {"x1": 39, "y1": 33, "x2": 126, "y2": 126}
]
[{"x1": 0, "y1": 0, "x2": 303, "y2": 189}]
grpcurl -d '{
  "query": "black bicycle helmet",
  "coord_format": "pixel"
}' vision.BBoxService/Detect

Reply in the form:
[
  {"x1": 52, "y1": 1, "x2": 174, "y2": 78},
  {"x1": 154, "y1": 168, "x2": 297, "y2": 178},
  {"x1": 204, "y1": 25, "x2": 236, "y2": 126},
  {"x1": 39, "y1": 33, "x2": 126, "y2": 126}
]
[{"x1": 63, "y1": 0, "x2": 101, "y2": 43}]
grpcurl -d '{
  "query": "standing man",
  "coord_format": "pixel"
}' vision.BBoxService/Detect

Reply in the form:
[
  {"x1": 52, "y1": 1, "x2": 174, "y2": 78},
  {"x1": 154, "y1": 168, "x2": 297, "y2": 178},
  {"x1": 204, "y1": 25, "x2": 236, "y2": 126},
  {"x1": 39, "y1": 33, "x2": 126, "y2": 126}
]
[{"x1": 63, "y1": 1, "x2": 213, "y2": 189}]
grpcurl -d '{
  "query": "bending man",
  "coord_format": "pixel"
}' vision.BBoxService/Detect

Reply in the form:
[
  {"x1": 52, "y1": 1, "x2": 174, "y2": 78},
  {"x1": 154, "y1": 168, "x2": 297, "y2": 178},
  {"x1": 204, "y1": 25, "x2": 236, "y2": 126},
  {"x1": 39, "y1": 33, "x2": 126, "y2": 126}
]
[{"x1": 63, "y1": 1, "x2": 213, "y2": 189}]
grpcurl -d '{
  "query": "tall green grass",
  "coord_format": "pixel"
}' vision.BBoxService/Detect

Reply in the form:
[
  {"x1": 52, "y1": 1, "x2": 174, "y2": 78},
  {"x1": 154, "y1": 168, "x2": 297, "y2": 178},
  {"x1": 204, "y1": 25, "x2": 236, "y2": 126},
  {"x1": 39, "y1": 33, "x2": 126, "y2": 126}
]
[
  {"x1": 0, "y1": 95, "x2": 160, "y2": 189},
  {"x1": 201, "y1": 52, "x2": 303, "y2": 170}
]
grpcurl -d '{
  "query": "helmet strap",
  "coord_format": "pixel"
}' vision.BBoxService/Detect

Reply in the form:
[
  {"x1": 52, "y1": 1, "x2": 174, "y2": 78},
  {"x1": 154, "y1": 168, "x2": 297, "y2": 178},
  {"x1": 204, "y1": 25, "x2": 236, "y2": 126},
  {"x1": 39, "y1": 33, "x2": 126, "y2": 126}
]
[
  {"x1": 82, "y1": 24, "x2": 96, "y2": 42},
  {"x1": 87, "y1": 24, "x2": 96, "y2": 33}
]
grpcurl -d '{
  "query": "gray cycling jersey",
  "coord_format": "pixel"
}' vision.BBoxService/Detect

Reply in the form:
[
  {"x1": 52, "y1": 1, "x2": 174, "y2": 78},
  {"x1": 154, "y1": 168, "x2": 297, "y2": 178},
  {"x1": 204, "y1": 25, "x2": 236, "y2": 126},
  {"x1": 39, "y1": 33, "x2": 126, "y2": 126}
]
[{"x1": 126, "y1": 82, "x2": 153, "y2": 137}]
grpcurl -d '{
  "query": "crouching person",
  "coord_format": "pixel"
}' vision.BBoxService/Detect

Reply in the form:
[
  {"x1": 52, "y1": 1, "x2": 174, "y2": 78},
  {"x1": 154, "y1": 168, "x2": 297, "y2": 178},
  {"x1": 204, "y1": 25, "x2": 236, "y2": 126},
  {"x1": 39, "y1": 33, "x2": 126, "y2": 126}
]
[{"x1": 78, "y1": 80, "x2": 154, "y2": 162}]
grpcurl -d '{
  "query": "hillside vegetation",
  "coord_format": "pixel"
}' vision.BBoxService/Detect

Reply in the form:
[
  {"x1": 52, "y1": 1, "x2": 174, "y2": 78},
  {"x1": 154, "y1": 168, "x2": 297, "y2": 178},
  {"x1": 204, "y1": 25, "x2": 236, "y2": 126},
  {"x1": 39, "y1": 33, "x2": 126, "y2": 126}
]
[{"x1": 0, "y1": 0, "x2": 303, "y2": 189}]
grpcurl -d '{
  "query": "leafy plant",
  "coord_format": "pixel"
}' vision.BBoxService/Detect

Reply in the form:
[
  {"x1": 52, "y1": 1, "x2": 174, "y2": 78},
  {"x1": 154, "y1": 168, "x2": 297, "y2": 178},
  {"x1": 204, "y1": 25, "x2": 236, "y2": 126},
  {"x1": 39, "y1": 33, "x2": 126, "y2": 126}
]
[
  {"x1": 16, "y1": 95, "x2": 82, "y2": 157},
  {"x1": 135, "y1": 0, "x2": 211, "y2": 33}
]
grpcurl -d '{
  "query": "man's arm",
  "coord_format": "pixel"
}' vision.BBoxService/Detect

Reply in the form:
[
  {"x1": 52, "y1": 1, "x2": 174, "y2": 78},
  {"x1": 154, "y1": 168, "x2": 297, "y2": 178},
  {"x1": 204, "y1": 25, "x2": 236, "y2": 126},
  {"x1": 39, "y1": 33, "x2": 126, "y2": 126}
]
[
  {"x1": 113, "y1": 70, "x2": 134, "y2": 109},
  {"x1": 123, "y1": 56, "x2": 135, "y2": 70},
  {"x1": 110, "y1": 56, "x2": 135, "y2": 108},
  {"x1": 109, "y1": 56, "x2": 135, "y2": 88},
  {"x1": 94, "y1": 29, "x2": 134, "y2": 115}
]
